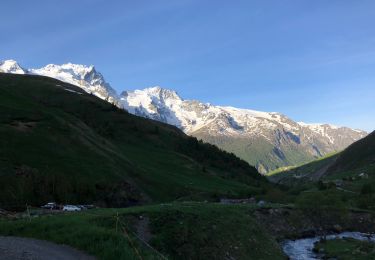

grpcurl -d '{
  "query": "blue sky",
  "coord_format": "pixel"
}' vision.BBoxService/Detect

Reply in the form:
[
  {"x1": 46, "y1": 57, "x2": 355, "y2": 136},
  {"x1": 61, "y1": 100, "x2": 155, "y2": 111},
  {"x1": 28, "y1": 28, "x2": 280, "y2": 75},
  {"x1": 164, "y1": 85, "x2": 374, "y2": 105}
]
[{"x1": 1, "y1": 0, "x2": 374, "y2": 131}]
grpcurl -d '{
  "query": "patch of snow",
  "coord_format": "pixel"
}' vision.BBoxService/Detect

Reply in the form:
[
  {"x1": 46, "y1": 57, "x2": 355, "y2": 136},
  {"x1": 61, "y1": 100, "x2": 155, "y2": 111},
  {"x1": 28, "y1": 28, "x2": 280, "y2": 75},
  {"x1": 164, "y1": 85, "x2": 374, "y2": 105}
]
[{"x1": 64, "y1": 88, "x2": 83, "y2": 95}]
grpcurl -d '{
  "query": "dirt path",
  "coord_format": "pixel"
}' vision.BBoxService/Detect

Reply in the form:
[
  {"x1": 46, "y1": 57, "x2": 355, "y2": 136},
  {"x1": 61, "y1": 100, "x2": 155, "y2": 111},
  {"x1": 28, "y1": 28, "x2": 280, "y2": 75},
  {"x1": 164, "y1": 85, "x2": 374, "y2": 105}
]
[
  {"x1": 136, "y1": 216, "x2": 152, "y2": 243},
  {"x1": 0, "y1": 236, "x2": 95, "y2": 260}
]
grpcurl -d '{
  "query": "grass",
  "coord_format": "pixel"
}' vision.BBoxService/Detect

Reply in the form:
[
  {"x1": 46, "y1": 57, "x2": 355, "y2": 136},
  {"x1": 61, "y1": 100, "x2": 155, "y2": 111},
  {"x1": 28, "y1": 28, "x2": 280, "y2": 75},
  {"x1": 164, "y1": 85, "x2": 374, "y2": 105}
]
[
  {"x1": 0, "y1": 210, "x2": 148, "y2": 259},
  {"x1": 267, "y1": 152, "x2": 339, "y2": 184},
  {"x1": 314, "y1": 238, "x2": 375, "y2": 260},
  {"x1": 0, "y1": 202, "x2": 286, "y2": 260}
]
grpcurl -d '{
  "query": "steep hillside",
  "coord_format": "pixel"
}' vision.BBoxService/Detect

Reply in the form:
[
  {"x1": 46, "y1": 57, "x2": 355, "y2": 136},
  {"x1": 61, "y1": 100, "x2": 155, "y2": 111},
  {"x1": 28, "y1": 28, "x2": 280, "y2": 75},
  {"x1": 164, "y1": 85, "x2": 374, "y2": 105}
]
[
  {"x1": 269, "y1": 131, "x2": 375, "y2": 185},
  {"x1": 0, "y1": 73, "x2": 265, "y2": 210},
  {"x1": 328, "y1": 131, "x2": 375, "y2": 173}
]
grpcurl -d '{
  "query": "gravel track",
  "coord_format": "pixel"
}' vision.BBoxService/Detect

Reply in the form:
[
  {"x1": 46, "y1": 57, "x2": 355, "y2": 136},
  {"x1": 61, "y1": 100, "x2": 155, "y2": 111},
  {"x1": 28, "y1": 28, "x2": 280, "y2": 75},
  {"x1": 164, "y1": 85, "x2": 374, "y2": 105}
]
[{"x1": 0, "y1": 236, "x2": 95, "y2": 260}]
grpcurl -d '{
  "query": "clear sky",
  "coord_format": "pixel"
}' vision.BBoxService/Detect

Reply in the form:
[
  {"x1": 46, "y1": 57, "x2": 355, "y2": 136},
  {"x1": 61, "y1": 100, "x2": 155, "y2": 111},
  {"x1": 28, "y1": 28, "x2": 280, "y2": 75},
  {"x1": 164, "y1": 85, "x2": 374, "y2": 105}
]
[{"x1": 1, "y1": 0, "x2": 374, "y2": 131}]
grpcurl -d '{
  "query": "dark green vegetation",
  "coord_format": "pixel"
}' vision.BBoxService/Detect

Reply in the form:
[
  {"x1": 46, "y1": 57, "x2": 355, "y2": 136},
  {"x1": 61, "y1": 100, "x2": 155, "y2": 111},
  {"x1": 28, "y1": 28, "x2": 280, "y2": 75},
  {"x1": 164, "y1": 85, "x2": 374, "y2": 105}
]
[
  {"x1": 328, "y1": 130, "x2": 375, "y2": 173},
  {"x1": 314, "y1": 238, "x2": 375, "y2": 260},
  {"x1": 0, "y1": 203, "x2": 285, "y2": 260},
  {"x1": 147, "y1": 203, "x2": 284, "y2": 259},
  {"x1": 296, "y1": 192, "x2": 347, "y2": 238},
  {"x1": 0, "y1": 73, "x2": 269, "y2": 209}
]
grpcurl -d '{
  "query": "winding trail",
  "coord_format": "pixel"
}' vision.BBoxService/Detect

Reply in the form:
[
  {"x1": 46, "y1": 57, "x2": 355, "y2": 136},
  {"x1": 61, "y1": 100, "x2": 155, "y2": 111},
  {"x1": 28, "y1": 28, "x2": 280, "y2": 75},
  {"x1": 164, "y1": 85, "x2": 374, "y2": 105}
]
[{"x1": 0, "y1": 236, "x2": 95, "y2": 260}]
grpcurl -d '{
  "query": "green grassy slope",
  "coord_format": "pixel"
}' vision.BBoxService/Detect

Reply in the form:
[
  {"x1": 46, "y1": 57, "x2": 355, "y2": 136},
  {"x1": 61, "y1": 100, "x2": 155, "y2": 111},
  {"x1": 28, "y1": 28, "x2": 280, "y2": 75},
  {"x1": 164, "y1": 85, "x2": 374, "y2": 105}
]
[
  {"x1": 0, "y1": 73, "x2": 266, "y2": 209},
  {"x1": 0, "y1": 203, "x2": 286, "y2": 260}
]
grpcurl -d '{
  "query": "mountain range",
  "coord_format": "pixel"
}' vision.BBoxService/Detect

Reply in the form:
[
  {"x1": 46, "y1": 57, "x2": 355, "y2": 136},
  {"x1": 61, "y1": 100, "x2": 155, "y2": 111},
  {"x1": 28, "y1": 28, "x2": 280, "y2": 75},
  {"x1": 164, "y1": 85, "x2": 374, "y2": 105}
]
[{"x1": 0, "y1": 60, "x2": 367, "y2": 173}]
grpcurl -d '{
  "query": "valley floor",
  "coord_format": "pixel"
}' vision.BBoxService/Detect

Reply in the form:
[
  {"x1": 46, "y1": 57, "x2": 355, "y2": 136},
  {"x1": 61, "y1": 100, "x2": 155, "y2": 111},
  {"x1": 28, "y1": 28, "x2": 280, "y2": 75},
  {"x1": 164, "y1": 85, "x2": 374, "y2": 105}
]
[
  {"x1": 1, "y1": 202, "x2": 375, "y2": 260},
  {"x1": 0, "y1": 202, "x2": 286, "y2": 260}
]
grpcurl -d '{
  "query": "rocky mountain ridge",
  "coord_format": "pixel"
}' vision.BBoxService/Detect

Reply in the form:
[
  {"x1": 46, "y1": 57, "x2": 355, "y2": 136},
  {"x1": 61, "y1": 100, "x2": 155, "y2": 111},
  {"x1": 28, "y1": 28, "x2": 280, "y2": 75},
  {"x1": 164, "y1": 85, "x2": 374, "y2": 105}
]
[{"x1": 1, "y1": 60, "x2": 367, "y2": 173}]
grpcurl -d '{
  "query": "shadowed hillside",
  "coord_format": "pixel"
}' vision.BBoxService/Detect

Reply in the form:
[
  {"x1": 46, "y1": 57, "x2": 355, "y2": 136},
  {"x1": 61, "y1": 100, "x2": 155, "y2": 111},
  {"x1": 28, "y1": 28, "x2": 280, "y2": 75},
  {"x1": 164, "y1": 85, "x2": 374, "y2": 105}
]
[
  {"x1": 327, "y1": 131, "x2": 375, "y2": 173},
  {"x1": 0, "y1": 73, "x2": 266, "y2": 209}
]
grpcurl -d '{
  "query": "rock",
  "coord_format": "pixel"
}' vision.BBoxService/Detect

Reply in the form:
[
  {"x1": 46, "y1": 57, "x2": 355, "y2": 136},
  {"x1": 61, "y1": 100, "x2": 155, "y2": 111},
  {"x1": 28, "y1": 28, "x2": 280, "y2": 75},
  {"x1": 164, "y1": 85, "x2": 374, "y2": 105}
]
[
  {"x1": 333, "y1": 224, "x2": 343, "y2": 232},
  {"x1": 0, "y1": 208, "x2": 10, "y2": 216}
]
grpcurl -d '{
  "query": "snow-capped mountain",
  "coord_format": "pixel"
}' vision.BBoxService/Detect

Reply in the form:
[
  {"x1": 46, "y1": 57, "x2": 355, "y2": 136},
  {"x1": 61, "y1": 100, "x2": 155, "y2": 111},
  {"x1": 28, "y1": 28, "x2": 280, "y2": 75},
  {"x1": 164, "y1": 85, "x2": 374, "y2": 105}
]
[
  {"x1": 30, "y1": 63, "x2": 119, "y2": 105},
  {"x1": 119, "y1": 87, "x2": 367, "y2": 173},
  {"x1": 0, "y1": 60, "x2": 27, "y2": 74},
  {"x1": 1, "y1": 60, "x2": 367, "y2": 173},
  {"x1": 120, "y1": 86, "x2": 365, "y2": 145},
  {"x1": 0, "y1": 60, "x2": 119, "y2": 105}
]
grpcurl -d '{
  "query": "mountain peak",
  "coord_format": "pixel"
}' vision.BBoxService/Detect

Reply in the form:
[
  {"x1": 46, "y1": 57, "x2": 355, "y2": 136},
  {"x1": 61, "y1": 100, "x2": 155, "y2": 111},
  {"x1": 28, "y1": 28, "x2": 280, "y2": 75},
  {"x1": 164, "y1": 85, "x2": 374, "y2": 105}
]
[
  {"x1": 0, "y1": 60, "x2": 27, "y2": 74},
  {"x1": 0, "y1": 60, "x2": 118, "y2": 104},
  {"x1": 29, "y1": 62, "x2": 119, "y2": 104},
  {"x1": 37, "y1": 63, "x2": 97, "y2": 78},
  {"x1": 122, "y1": 86, "x2": 182, "y2": 102},
  {"x1": 143, "y1": 86, "x2": 180, "y2": 98},
  {"x1": 1, "y1": 59, "x2": 18, "y2": 64}
]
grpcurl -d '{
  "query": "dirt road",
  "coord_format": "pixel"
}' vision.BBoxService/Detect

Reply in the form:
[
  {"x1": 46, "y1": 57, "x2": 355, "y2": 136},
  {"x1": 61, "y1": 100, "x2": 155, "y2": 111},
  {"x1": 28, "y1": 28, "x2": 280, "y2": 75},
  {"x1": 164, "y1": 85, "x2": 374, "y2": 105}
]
[{"x1": 0, "y1": 236, "x2": 95, "y2": 260}]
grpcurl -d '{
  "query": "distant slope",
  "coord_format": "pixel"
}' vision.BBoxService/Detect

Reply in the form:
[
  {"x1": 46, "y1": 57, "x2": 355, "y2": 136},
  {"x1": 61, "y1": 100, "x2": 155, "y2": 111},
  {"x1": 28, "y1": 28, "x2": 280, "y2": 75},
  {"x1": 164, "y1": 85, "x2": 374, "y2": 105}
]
[
  {"x1": 0, "y1": 73, "x2": 265, "y2": 209},
  {"x1": 267, "y1": 153, "x2": 339, "y2": 185},
  {"x1": 269, "y1": 131, "x2": 375, "y2": 184}
]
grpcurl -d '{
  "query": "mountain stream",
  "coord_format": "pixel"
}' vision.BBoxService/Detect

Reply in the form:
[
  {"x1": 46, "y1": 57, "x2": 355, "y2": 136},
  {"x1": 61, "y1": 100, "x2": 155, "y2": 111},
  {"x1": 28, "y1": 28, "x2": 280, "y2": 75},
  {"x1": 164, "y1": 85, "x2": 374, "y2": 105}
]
[{"x1": 282, "y1": 231, "x2": 375, "y2": 260}]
